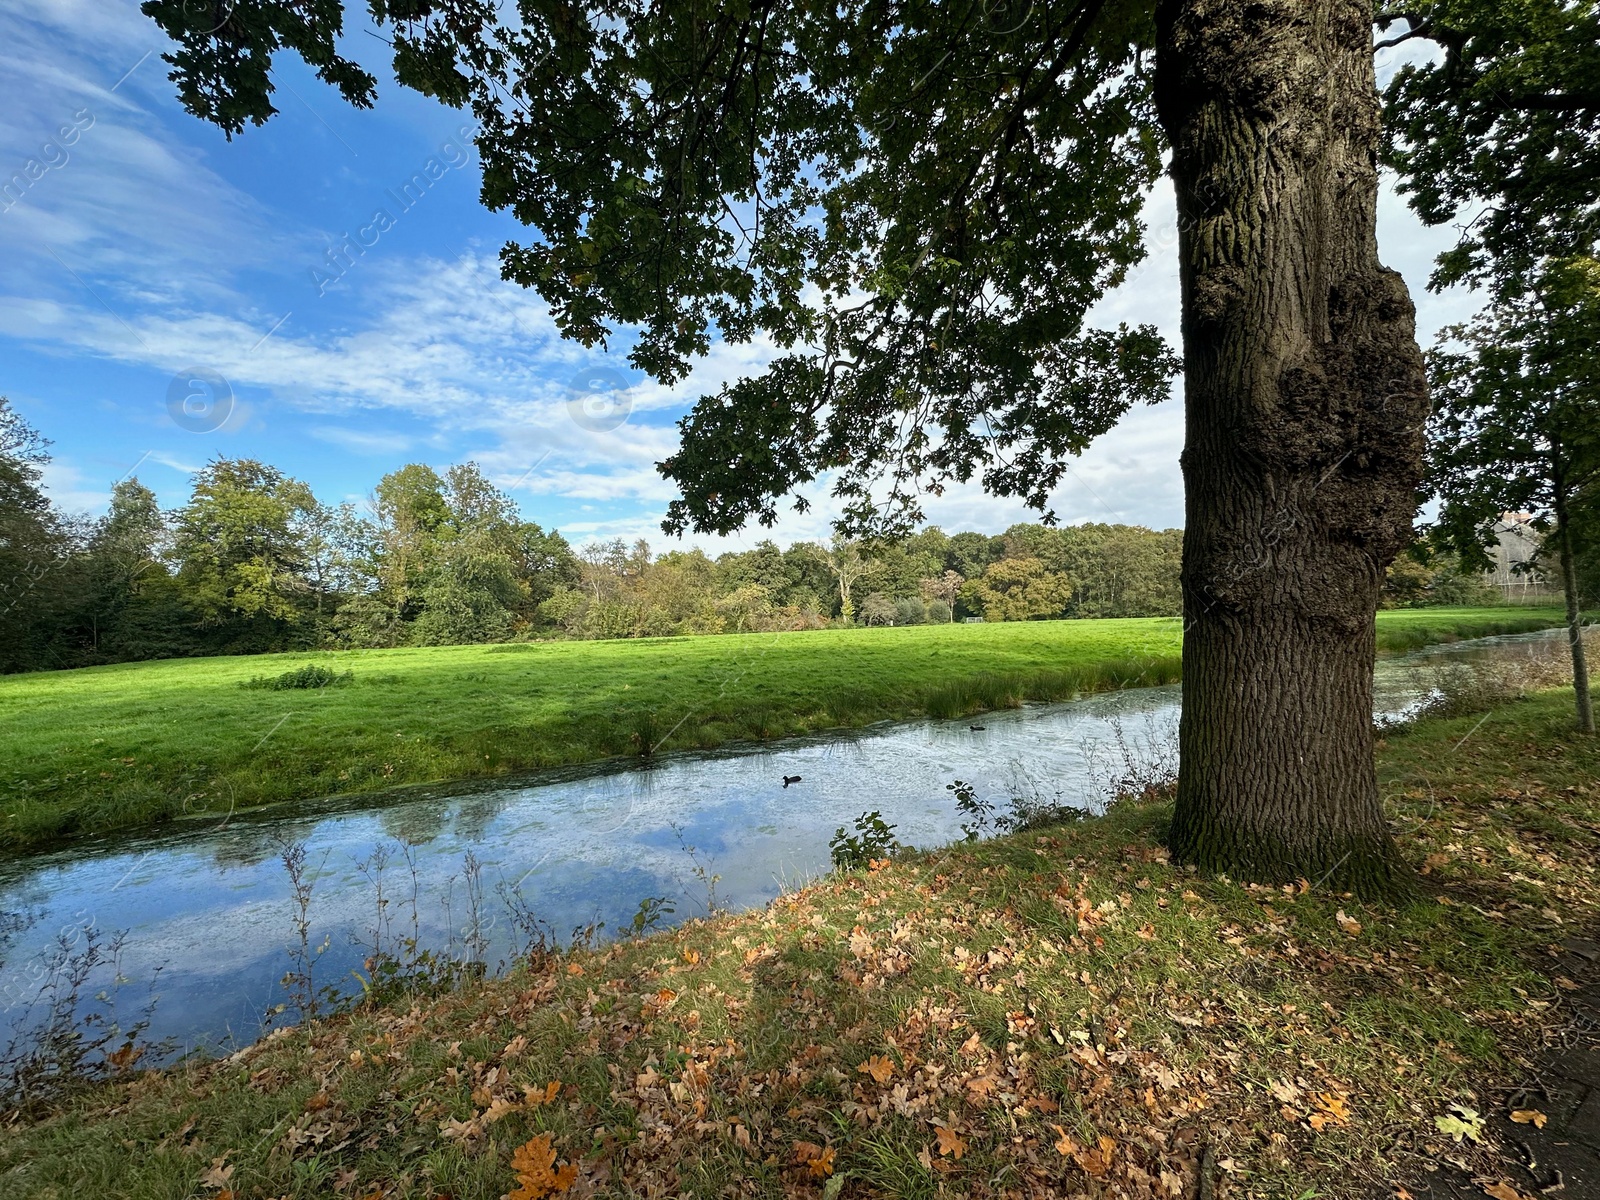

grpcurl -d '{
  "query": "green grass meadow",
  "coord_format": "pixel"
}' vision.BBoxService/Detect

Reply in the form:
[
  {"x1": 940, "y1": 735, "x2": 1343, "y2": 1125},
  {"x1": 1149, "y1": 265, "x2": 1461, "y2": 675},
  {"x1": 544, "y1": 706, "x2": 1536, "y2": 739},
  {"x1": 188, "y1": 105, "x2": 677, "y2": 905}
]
[{"x1": 0, "y1": 608, "x2": 1566, "y2": 850}]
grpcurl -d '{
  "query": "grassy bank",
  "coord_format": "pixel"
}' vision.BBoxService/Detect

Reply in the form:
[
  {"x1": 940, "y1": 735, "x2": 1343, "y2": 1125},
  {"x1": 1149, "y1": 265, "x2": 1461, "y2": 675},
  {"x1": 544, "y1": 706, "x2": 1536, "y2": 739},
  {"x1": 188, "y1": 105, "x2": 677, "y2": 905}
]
[
  {"x1": 4, "y1": 685, "x2": 1595, "y2": 1198},
  {"x1": 1366, "y1": 606, "x2": 1575, "y2": 652},
  {"x1": 0, "y1": 607, "x2": 1565, "y2": 850}
]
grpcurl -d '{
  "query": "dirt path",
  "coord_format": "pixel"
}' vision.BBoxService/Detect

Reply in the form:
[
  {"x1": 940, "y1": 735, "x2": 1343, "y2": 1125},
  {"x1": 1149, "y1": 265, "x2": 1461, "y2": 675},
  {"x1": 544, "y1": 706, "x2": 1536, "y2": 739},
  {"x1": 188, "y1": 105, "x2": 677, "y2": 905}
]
[{"x1": 1394, "y1": 936, "x2": 1600, "y2": 1200}]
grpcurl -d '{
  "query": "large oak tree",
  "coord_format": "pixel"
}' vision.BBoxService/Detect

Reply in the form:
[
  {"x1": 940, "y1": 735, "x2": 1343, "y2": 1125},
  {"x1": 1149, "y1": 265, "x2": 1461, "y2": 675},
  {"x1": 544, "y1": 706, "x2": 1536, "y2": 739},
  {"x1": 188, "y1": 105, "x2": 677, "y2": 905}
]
[{"x1": 144, "y1": 0, "x2": 1434, "y2": 892}]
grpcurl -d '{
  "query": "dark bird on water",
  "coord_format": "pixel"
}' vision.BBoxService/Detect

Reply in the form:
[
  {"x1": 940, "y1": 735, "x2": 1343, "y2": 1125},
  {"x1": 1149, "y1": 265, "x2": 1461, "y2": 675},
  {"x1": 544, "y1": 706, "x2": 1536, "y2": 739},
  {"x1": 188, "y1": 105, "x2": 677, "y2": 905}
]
[
  {"x1": 969, "y1": 725, "x2": 986, "y2": 732},
  {"x1": 782, "y1": 775, "x2": 802, "y2": 788}
]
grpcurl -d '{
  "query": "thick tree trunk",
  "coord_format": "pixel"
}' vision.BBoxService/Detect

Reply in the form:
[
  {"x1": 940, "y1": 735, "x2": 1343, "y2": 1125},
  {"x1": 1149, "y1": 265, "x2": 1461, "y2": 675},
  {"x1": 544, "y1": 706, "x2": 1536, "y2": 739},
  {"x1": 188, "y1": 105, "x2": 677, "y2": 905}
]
[
  {"x1": 1154, "y1": 0, "x2": 1430, "y2": 893},
  {"x1": 1552, "y1": 466, "x2": 1595, "y2": 734}
]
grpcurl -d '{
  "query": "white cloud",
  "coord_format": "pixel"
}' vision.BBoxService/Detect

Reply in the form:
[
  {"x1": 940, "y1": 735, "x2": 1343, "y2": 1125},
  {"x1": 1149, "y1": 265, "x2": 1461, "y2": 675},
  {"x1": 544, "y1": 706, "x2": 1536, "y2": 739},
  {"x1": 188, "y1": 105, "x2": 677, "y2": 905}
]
[
  {"x1": 38, "y1": 458, "x2": 112, "y2": 515},
  {"x1": 309, "y1": 425, "x2": 416, "y2": 456},
  {"x1": 0, "y1": 14, "x2": 304, "y2": 300}
]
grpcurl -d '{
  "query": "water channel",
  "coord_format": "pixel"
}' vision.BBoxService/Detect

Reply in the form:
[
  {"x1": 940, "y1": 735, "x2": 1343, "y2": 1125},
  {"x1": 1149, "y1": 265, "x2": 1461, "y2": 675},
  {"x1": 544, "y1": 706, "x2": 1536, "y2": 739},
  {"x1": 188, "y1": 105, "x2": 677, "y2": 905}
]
[{"x1": 0, "y1": 628, "x2": 1566, "y2": 1058}]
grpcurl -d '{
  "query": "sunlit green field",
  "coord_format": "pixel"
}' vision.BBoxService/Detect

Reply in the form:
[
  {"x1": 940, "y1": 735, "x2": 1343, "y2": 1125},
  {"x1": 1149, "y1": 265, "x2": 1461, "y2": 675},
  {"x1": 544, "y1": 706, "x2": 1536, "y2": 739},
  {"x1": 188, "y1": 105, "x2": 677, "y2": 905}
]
[{"x1": 0, "y1": 608, "x2": 1565, "y2": 849}]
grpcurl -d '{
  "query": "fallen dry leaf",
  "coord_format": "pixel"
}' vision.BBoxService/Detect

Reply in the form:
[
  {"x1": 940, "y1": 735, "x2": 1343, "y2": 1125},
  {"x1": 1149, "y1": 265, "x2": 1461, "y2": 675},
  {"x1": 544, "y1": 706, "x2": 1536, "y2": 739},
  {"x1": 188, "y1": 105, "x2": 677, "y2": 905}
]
[
  {"x1": 1051, "y1": 1127, "x2": 1113, "y2": 1176},
  {"x1": 1509, "y1": 1109, "x2": 1548, "y2": 1128},
  {"x1": 966, "y1": 1067, "x2": 999, "y2": 1099},
  {"x1": 508, "y1": 1133, "x2": 578, "y2": 1200},
  {"x1": 524, "y1": 1081, "x2": 563, "y2": 1107},
  {"x1": 857, "y1": 1054, "x2": 894, "y2": 1084},
  {"x1": 106, "y1": 1042, "x2": 143, "y2": 1071},
  {"x1": 201, "y1": 1158, "x2": 234, "y2": 1189},
  {"x1": 483, "y1": 1096, "x2": 522, "y2": 1124},
  {"x1": 934, "y1": 1124, "x2": 966, "y2": 1160},
  {"x1": 1079, "y1": 1135, "x2": 1116, "y2": 1178},
  {"x1": 1437, "y1": 1104, "x2": 1485, "y2": 1143},
  {"x1": 1313, "y1": 1092, "x2": 1351, "y2": 1126},
  {"x1": 809, "y1": 1147, "x2": 836, "y2": 1178}
]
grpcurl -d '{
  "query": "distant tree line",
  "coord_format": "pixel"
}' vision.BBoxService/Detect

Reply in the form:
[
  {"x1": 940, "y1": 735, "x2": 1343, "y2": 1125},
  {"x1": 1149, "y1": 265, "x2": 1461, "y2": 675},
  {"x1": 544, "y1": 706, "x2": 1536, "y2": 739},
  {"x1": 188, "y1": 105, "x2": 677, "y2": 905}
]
[{"x1": 0, "y1": 399, "x2": 1576, "y2": 673}]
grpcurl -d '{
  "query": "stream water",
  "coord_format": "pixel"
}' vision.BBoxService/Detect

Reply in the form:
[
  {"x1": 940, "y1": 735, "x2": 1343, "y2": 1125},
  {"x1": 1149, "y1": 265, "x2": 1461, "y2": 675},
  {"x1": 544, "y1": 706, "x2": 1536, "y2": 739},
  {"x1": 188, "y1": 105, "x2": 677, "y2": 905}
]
[{"x1": 0, "y1": 628, "x2": 1567, "y2": 1058}]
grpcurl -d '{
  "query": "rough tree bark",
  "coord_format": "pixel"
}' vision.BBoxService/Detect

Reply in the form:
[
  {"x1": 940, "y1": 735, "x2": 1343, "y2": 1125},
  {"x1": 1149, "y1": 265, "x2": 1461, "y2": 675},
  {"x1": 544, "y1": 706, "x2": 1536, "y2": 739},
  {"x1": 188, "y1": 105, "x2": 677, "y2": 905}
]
[{"x1": 1154, "y1": 0, "x2": 1431, "y2": 893}]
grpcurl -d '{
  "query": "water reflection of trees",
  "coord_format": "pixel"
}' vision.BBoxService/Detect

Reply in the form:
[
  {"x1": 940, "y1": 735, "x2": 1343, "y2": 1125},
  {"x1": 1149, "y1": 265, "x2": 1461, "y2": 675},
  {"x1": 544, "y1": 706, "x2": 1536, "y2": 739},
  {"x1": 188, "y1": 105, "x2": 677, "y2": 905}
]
[
  {"x1": 0, "y1": 906, "x2": 39, "y2": 977},
  {"x1": 377, "y1": 801, "x2": 448, "y2": 846},
  {"x1": 207, "y1": 820, "x2": 321, "y2": 870},
  {"x1": 449, "y1": 793, "x2": 515, "y2": 844}
]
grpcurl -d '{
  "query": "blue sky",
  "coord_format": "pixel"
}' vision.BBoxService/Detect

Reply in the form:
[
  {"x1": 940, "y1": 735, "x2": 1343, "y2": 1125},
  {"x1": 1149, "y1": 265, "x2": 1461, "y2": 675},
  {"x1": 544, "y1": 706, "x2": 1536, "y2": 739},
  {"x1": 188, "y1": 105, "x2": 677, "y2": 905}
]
[{"x1": 1, "y1": 2, "x2": 1473, "y2": 552}]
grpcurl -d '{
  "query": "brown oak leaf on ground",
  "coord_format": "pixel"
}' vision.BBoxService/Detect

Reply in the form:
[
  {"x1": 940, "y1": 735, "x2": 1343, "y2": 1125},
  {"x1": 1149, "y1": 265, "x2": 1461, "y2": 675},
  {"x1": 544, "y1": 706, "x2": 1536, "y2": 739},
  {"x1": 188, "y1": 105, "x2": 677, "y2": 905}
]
[{"x1": 507, "y1": 1133, "x2": 578, "y2": 1200}]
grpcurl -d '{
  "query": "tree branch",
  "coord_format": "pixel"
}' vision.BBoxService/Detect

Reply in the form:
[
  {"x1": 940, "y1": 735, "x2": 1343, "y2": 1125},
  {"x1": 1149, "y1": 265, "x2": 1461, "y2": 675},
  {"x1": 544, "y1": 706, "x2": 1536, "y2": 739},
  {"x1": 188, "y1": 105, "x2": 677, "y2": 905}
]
[
  {"x1": 1497, "y1": 91, "x2": 1600, "y2": 113},
  {"x1": 1374, "y1": 22, "x2": 1433, "y2": 51}
]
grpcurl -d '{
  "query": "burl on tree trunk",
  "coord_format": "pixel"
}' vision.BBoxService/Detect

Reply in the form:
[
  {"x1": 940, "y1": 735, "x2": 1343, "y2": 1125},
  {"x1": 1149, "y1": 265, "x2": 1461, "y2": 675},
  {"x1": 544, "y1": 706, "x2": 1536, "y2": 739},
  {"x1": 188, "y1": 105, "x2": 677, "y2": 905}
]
[{"x1": 1154, "y1": 0, "x2": 1430, "y2": 893}]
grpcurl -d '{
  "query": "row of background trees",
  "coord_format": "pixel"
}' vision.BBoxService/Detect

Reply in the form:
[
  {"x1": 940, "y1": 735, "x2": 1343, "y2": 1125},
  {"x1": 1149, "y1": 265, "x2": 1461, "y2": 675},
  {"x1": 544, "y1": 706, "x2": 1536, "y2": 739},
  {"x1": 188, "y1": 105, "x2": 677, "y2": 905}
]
[{"x1": 0, "y1": 398, "x2": 1579, "y2": 674}]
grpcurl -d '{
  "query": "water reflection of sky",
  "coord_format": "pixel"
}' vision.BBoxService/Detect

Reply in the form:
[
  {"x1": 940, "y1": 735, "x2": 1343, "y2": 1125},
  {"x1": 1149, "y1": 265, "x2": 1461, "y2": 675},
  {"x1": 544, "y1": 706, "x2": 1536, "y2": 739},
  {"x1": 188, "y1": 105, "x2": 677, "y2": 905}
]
[{"x1": 0, "y1": 629, "x2": 1566, "y2": 1057}]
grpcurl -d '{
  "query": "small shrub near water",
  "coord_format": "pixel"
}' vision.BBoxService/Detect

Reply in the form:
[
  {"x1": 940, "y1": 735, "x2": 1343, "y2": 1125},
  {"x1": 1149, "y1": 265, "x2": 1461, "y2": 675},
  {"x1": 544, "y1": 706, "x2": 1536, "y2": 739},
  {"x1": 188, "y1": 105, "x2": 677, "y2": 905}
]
[
  {"x1": 830, "y1": 810, "x2": 901, "y2": 869},
  {"x1": 241, "y1": 664, "x2": 355, "y2": 691},
  {"x1": 624, "y1": 708, "x2": 661, "y2": 756},
  {"x1": 948, "y1": 712, "x2": 1180, "y2": 843},
  {"x1": 1, "y1": 926, "x2": 169, "y2": 1118},
  {"x1": 625, "y1": 895, "x2": 676, "y2": 938},
  {"x1": 948, "y1": 778, "x2": 1088, "y2": 840},
  {"x1": 1089, "y1": 713, "x2": 1182, "y2": 804}
]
